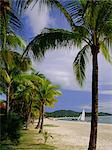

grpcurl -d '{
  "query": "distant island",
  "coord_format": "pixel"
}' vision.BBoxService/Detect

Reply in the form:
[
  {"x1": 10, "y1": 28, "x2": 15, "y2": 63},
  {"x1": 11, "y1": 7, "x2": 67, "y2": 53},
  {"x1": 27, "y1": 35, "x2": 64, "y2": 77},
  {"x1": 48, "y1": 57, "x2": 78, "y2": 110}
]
[{"x1": 45, "y1": 110, "x2": 112, "y2": 118}]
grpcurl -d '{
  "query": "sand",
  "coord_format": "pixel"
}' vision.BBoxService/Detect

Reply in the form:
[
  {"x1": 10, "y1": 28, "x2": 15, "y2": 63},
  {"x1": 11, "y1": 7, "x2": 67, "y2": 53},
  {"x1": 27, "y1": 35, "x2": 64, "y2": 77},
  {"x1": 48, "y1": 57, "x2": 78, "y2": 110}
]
[{"x1": 40, "y1": 119, "x2": 112, "y2": 150}]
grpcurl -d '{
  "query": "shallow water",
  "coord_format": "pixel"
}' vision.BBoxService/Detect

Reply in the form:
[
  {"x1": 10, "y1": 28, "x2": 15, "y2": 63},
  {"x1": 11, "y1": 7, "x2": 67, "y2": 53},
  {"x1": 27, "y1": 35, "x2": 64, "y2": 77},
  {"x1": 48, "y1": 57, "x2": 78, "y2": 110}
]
[
  {"x1": 86, "y1": 116, "x2": 112, "y2": 124},
  {"x1": 58, "y1": 116, "x2": 112, "y2": 124}
]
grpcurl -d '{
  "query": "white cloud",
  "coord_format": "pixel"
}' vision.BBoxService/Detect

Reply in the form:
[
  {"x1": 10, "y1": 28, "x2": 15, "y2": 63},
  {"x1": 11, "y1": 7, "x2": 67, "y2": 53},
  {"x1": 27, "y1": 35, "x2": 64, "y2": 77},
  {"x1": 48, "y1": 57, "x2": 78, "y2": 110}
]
[
  {"x1": 25, "y1": 1, "x2": 54, "y2": 35},
  {"x1": 80, "y1": 101, "x2": 112, "y2": 113},
  {"x1": 32, "y1": 47, "x2": 84, "y2": 90},
  {"x1": 25, "y1": 1, "x2": 112, "y2": 95},
  {"x1": 32, "y1": 46, "x2": 112, "y2": 95},
  {"x1": 99, "y1": 90, "x2": 112, "y2": 95},
  {"x1": 99, "y1": 101, "x2": 112, "y2": 113},
  {"x1": 80, "y1": 105, "x2": 91, "y2": 111}
]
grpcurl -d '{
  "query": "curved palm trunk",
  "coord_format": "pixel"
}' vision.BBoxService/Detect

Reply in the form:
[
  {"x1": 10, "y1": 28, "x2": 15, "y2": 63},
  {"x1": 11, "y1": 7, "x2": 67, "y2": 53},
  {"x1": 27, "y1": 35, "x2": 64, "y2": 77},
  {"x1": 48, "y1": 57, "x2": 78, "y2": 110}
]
[
  {"x1": 39, "y1": 102, "x2": 44, "y2": 133},
  {"x1": 26, "y1": 111, "x2": 31, "y2": 130},
  {"x1": 6, "y1": 84, "x2": 10, "y2": 115},
  {"x1": 88, "y1": 46, "x2": 99, "y2": 150},
  {"x1": 35, "y1": 107, "x2": 42, "y2": 129},
  {"x1": 26, "y1": 100, "x2": 32, "y2": 129}
]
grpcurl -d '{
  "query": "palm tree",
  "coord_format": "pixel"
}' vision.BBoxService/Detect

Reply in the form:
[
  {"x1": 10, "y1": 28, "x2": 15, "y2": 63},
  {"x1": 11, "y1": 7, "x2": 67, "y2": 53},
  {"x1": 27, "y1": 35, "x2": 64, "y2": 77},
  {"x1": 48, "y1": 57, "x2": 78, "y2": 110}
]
[
  {"x1": 34, "y1": 78, "x2": 61, "y2": 133},
  {"x1": 24, "y1": 0, "x2": 112, "y2": 149},
  {"x1": 0, "y1": 0, "x2": 23, "y2": 51},
  {"x1": 19, "y1": 72, "x2": 61, "y2": 131},
  {"x1": 0, "y1": 51, "x2": 31, "y2": 115},
  {"x1": 13, "y1": 72, "x2": 61, "y2": 130},
  {"x1": 13, "y1": 73, "x2": 45, "y2": 129},
  {"x1": 0, "y1": 0, "x2": 28, "y2": 115},
  {"x1": 14, "y1": 76, "x2": 38, "y2": 129}
]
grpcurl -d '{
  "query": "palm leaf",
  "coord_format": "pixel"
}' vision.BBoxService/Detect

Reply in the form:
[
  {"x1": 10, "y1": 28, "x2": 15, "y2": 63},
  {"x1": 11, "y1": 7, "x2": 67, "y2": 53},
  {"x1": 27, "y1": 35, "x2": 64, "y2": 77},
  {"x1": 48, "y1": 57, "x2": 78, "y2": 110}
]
[
  {"x1": 6, "y1": 33, "x2": 26, "y2": 49},
  {"x1": 0, "y1": 0, "x2": 22, "y2": 30},
  {"x1": 100, "y1": 41, "x2": 112, "y2": 63},
  {"x1": 95, "y1": 1, "x2": 112, "y2": 36},
  {"x1": 73, "y1": 44, "x2": 90, "y2": 86},
  {"x1": 62, "y1": 0, "x2": 85, "y2": 26},
  {"x1": 16, "y1": 0, "x2": 54, "y2": 13},
  {"x1": 0, "y1": 69, "x2": 11, "y2": 84},
  {"x1": 24, "y1": 28, "x2": 86, "y2": 59}
]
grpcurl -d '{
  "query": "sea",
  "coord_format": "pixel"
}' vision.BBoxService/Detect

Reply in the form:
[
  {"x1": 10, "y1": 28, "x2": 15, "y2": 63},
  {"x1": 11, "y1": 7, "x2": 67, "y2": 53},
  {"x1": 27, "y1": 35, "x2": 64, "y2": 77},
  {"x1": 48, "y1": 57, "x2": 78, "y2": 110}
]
[
  {"x1": 86, "y1": 116, "x2": 112, "y2": 124},
  {"x1": 58, "y1": 116, "x2": 112, "y2": 124}
]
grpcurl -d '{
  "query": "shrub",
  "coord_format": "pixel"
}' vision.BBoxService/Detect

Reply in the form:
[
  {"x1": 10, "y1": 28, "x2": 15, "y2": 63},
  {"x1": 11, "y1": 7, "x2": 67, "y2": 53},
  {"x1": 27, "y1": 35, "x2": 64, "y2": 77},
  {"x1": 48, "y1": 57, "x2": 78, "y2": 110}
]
[
  {"x1": 43, "y1": 131, "x2": 53, "y2": 144},
  {"x1": 0, "y1": 112, "x2": 23, "y2": 144}
]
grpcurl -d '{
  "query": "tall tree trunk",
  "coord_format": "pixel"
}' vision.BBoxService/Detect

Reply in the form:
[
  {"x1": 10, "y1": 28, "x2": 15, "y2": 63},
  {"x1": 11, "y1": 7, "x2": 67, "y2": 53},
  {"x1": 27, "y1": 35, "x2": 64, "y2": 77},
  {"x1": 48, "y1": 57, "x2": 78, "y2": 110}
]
[
  {"x1": 88, "y1": 45, "x2": 99, "y2": 150},
  {"x1": 26, "y1": 100, "x2": 32, "y2": 130},
  {"x1": 39, "y1": 102, "x2": 44, "y2": 133},
  {"x1": 35, "y1": 108, "x2": 42, "y2": 129},
  {"x1": 6, "y1": 84, "x2": 10, "y2": 115},
  {"x1": 26, "y1": 111, "x2": 31, "y2": 130}
]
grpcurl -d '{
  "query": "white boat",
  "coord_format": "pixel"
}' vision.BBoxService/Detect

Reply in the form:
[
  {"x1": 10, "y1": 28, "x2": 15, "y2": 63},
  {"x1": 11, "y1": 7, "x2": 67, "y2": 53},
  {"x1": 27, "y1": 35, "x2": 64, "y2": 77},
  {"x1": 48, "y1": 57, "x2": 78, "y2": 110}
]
[{"x1": 78, "y1": 109, "x2": 85, "y2": 121}]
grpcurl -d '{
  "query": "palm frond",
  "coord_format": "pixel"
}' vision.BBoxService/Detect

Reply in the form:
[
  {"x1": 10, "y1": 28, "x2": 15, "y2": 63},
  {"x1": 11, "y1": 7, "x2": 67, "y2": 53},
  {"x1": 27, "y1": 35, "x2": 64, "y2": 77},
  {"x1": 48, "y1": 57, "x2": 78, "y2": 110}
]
[
  {"x1": 95, "y1": 1, "x2": 112, "y2": 36},
  {"x1": 6, "y1": 33, "x2": 26, "y2": 49},
  {"x1": 0, "y1": 68, "x2": 11, "y2": 84},
  {"x1": 62, "y1": 0, "x2": 85, "y2": 26},
  {"x1": 100, "y1": 41, "x2": 112, "y2": 63},
  {"x1": 16, "y1": 0, "x2": 52, "y2": 13},
  {"x1": 8, "y1": 11, "x2": 22, "y2": 29},
  {"x1": 73, "y1": 44, "x2": 90, "y2": 86},
  {"x1": 0, "y1": 51, "x2": 31, "y2": 76},
  {"x1": 24, "y1": 28, "x2": 86, "y2": 59},
  {"x1": 0, "y1": 0, "x2": 22, "y2": 30},
  {"x1": 52, "y1": 0, "x2": 76, "y2": 30},
  {"x1": 16, "y1": 0, "x2": 76, "y2": 31}
]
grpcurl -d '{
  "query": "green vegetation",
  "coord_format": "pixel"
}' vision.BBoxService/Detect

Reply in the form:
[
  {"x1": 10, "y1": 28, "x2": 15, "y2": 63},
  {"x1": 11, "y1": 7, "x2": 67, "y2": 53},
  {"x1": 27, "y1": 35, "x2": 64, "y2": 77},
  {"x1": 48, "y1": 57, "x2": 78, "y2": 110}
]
[
  {"x1": 0, "y1": 1, "x2": 112, "y2": 150},
  {"x1": 43, "y1": 131, "x2": 53, "y2": 144},
  {"x1": 0, "y1": 129, "x2": 56, "y2": 150},
  {"x1": 0, "y1": 112, "x2": 23, "y2": 144},
  {"x1": 44, "y1": 124, "x2": 59, "y2": 127},
  {"x1": 45, "y1": 110, "x2": 112, "y2": 118},
  {"x1": 25, "y1": 1, "x2": 112, "y2": 149},
  {"x1": 46, "y1": 110, "x2": 80, "y2": 118},
  {"x1": 0, "y1": 0, "x2": 62, "y2": 145},
  {"x1": 98, "y1": 112, "x2": 112, "y2": 116},
  {"x1": 34, "y1": 79, "x2": 61, "y2": 133}
]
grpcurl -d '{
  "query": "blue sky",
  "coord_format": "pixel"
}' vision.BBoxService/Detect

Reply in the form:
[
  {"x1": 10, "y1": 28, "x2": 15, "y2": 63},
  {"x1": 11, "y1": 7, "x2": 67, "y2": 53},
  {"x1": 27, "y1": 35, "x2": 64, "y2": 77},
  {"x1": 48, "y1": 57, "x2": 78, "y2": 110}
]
[
  {"x1": 1, "y1": 1, "x2": 111, "y2": 113},
  {"x1": 21, "y1": 1, "x2": 112, "y2": 113},
  {"x1": 46, "y1": 89, "x2": 112, "y2": 113}
]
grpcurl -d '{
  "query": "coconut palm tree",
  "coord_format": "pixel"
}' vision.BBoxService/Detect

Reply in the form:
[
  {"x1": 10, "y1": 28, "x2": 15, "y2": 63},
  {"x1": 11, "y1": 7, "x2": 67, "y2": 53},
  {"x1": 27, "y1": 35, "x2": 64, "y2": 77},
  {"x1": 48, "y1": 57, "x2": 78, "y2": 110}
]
[
  {"x1": 24, "y1": 0, "x2": 112, "y2": 149},
  {"x1": 34, "y1": 78, "x2": 61, "y2": 133},
  {"x1": 14, "y1": 73, "x2": 61, "y2": 130},
  {"x1": 0, "y1": 50, "x2": 31, "y2": 115},
  {"x1": 13, "y1": 72, "x2": 46, "y2": 128},
  {"x1": 14, "y1": 75, "x2": 38, "y2": 129},
  {"x1": 19, "y1": 72, "x2": 61, "y2": 131},
  {"x1": 0, "y1": 0, "x2": 23, "y2": 51},
  {"x1": 0, "y1": 0, "x2": 28, "y2": 115}
]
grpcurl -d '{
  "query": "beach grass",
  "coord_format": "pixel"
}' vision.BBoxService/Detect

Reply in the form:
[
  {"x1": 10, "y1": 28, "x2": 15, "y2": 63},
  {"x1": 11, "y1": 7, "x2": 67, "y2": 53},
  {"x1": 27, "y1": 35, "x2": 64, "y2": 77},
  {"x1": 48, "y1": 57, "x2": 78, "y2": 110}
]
[
  {"x1": 1, "y1": 129, "x2": 56, "y2": 150},
  {"x1": 44, "y1": 124, "x2": 59, "y2": 127}
]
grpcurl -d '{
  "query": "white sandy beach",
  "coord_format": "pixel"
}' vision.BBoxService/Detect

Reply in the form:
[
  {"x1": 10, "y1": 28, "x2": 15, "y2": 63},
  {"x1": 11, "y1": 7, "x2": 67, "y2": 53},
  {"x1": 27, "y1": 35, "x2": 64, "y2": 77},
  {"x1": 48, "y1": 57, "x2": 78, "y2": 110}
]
[{"x1": 41, "y1": 119, "x2": 112, "y2": 150}]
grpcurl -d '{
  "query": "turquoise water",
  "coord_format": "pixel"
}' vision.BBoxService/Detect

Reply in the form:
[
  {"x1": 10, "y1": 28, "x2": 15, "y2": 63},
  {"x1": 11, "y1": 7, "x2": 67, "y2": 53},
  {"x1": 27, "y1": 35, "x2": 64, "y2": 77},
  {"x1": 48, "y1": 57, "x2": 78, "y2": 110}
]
[
  {"x1": 86, "y1": 116, "x2": 112, "y2": 124},
  {"x1": 58, "y1": 116, "x2": 112, "y2": 124}
]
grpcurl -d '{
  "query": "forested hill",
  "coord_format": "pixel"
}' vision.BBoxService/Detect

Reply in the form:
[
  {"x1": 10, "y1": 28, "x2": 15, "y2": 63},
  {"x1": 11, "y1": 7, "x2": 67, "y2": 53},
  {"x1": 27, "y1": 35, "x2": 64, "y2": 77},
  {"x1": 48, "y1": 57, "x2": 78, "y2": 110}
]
[{"x1": 45, "y1": 110, "x2": 112, "y2": 118}]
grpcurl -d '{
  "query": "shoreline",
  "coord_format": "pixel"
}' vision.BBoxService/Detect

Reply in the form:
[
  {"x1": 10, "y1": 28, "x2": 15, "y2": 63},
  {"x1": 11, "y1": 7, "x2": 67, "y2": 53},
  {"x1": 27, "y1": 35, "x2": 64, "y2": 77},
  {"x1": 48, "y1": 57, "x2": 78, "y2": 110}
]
[
  {"x1": 50, "y1": 115, "x2": 112, "y2": 125},
  {"x1": 56, "y1": 119, "x2": 112, "y2": 126},
  {"x1": 37, "y1": 118, "x2": 112, "y2": 150}
]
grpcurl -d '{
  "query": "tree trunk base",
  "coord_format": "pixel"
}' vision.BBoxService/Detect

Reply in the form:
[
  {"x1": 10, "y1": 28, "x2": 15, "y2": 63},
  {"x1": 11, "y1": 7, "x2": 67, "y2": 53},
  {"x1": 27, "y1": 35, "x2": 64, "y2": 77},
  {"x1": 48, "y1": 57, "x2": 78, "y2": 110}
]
[
  {"x1": 39, "y1": 129, "x2": 42, "y2": 133},
  {"x1": 88, "y1": 147, "x2": 96, "y2": 150},
  {"x1": 35, "y1": 125, "x2": 40, "y2": 129}
]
